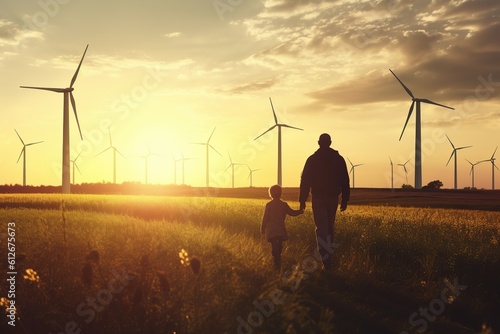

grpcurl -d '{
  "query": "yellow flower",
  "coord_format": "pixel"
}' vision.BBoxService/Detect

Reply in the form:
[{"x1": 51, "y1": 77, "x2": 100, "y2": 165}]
[
  {"x1": 179, "y1": 249, "x2": 190, "y2": 266},
  {"x1": 23, "y1": 268, "x2": 40, "y2": 283}
]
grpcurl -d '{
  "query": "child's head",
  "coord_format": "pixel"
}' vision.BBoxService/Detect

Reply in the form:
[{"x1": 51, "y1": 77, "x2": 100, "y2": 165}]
[{"x1": 268, "y1": 184, "x2": 282, "y2": 199}]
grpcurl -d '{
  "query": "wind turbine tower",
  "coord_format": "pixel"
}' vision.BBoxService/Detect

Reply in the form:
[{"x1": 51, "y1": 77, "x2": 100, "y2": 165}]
[
  {"x1": 348, "y1": 158, "x2": 363, "y2": 188},
  {"x1": 445, "y1": 134, "x2": 471, "y2": 190},
  {"x1": 70, "y1": 151, "x2": 82, "y2": 185},
  {"x1": 15, "y1": 129, "x2": 43, "y2": 186},
  {"x1": 389, "y1": 156, "x2": 394, "y2": 191},
  {"x1": 224, "y1": 152, "x2": 244, "y2": 188},
  {"x1": 247, "y1": 165, "x2": 260, "y2": 188},
  {"x1": 21, "y1": 45, "x2": 89, "y2": 194},
  {"x1": 389, "y1": 69, "x2": 454, "y2": 189},
  {"x1": 97, "y1": 128, "x2": 125, "y2": 184},
  {"x1": 480, "y1": 147, "x2": 499, "y2": 190},
  {"x1": 192, "y1": 127, "x2": 221, "y2": 187},
  {"x1": 254, "y1": 97, "x2": 303, "y2": 186},
  {"x1": 398, "y1": 158, "x2": 411, "y2": 185}
]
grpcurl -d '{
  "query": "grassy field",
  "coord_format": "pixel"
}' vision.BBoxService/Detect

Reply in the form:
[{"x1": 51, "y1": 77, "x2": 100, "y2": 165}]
[{"x1": 0, "y1": 193, "x2": 499, "y2": 333}]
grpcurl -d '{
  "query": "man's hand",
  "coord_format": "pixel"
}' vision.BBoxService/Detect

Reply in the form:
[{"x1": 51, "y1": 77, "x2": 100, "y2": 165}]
[
  {"x1": 300, "y1": 202, "x2": 306, "y2": 211},
  {"x1": 340, "y1": 202, "x2": 348, "y2": 211}
]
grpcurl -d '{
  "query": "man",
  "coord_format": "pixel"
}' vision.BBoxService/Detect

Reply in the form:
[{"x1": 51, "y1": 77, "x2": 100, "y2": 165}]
[{"x1": 299, "y1": 133, "x2": 350, "y2": 270}]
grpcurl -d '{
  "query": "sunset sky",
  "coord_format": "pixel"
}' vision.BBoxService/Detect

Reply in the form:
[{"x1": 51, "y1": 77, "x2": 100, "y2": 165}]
[{"x1": 1, "y1": 0, "x2": 499, "y2": 189}]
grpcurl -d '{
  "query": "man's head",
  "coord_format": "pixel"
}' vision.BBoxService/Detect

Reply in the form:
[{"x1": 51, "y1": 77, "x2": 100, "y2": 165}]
[
  {"x1": 318, "y1": 133, "x2": 332, "y2": 148},
  {"x1": 269, "y1": 184, "x2": 282, "y2": 199}
]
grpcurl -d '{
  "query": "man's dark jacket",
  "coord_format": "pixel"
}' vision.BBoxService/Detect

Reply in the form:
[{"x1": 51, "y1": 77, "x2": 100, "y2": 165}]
[{"x1": 299, "y1": 147, "x2": 350, "y2": 205}]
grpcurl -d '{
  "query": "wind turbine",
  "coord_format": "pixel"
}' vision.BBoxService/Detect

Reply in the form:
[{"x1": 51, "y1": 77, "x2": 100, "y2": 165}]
[
  {"x1": 96, "y1": 128, "x2": 125, "y2": 184},
  {"x1": 138, "y1": 145, "x2": 160, "y2": 185},
  {"x1": 21, "y1": 44, "x2": 89, "y2": 194},
  {"x1": 180, "y1": 152, "x2": 193, "y2": 185},
  {"x1": 14, "y1": 129, "x2": 43, "y2": 186},
  {"x1": 224, "y1": 152, "x2": 244, "y2": 188},
  {"x1": 389, "y1": 69, "x2": 454, "y2": 189},
  {"x1": 247, "y1": 165, "x2": 260, "y2": 188},
  {"x1": 192, "y1": 127, "x2": 221, "y2": 187},
  {"x1": 480, "y1": 147, "x2": 499, "y2": 190},
  {"x1": 348, "y1": 158, "x2": 363, "y2": 188},
  {"x1": 465, "y1": 159, "x2": 483, "y2": 189},
  {"x1": 445, "y1": 134, "x2": 471, "y2": 190},
  {"x1": 389, "y1": 156, "x2": 394, "y2": 191},
  {"x1": 398, "y1": 158, "x2": 411, "y2": 185},
  {"x1": 70, "y1": 151, "x2": 82, "y2": 185},
  {"x1": 254, "y1": 97, "x2": 303, "y2": 186},
  {"x1": 170, "y1": 152, "x2": 182, "y2": 185}
]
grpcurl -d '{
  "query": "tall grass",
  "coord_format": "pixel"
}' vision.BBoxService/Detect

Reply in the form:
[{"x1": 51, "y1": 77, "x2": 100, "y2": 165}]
[{"x1": 1, "y1": 194, "x2": 499, "y2": 333}]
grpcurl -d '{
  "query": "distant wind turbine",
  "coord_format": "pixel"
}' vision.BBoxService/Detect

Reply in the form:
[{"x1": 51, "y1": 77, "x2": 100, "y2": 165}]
[
  {"x1": 348, "y1": 158, "x2": 363, "y2": 188},
  {"x1": 96, "y1": 128, "x2": 125, "y2": 184},
  {"x1": 70, "y1": 151, "x2": 82, "y2": 185},
  {"x1": 192, "y1": 127, "x2": 221, "y2": 187},
  {"x1": 445, "y1": 134, "x2": 471, "y2": 190},
  {"x1": 389, "y1": 156, "x2": 394, "y2": 191},
  {"x1": 170, "y1": 152, "x2": 182, "y2": 185},
  {"x1": 224, "y1": 152, "x2": 244, "y2": 188},
  {"x1": 389, "y1": 69, "x2": 454, "y2": 189},
  {"x1": 21, "y1": 44, "x2": 89, "y2": 194},
  {"x1": 254, "y1": 97, "x2": 303, "y2": 186},
  {"x1": 14, "y1": 129, "x2": 43, "y2": 186},
  {"x1": 247, "y1": 165, "x2": 260, "y2": 188},
  {"x1": 180, "y1": 152, "x2": 193, "y2": 185},
  {"x1": 479, "y1": 146, "x2": 499, "y2": 190},
  {"x1": 398, "y1": 158, "x2": 411, "y2": 185},
  {"x1": 465, "y1": 159, "x2": 483, "y2": 189},
  {"x1": 138, "y1": 145, "x2": 160, "y2": 185}
]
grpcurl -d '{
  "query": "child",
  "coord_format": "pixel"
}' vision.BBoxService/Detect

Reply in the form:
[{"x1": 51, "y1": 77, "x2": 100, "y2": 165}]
[{"x1": 261, "y1": 185, "x2": 303, "y2": 269}]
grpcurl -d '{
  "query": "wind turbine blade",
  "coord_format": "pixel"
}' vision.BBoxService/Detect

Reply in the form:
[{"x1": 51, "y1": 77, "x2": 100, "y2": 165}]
[
  {"x1": 456, "y1": 145, "x2": 472, "y2": 151},
  {"x1": 494, "y1": 163, "x2": 500, "y2": 171},
  {"x1": 389, "y1": 156, "x2": 393, "y2": 164},
  {"x1": 14, "y1": 129, "x2": 25, "y2": 145},
  {"x1": 465, "y1": 159, "x2": 473, "y2": 165},
  {"x1": 419, "y1": 98, "x2": 454, "y2": 110},
  {"x1": 445, "y1": 134, "x2": 455, "y2": 149},
  {"x1": 16, "y1": 148, "x2": 24, "y2": 164},
  {"x1": 404, "y1": 158, "x2": 411, "y2": 165},
  {"x1": 20, "y1": 86, "x2": 66, "y2": 93},
  {"x1": 269, "y1": 97, "x2": 278, "y2": 125},
  {"x1": 70, "y1": 44, "x2": 89, "y2": 88},
  {"x1": 347, "y1": 158, "x2": 353, "y2": 167},
  {"x1": 446, "y1": 151, "x2": 455, "y2": 166},
  {"x1": 75, "y1": 151, "x2": 82, "y2": 160},
  {"x1": 491, "y1": 146, "x2": 498, "y2": 159},
  {"x1": 75, "y1": 164, "x2": 82, "y2": 174},
  {"x1": 207, "y1": 127, "x2": 217, "y2": 143},
  {"x1": 224, "y1": 164, "x2": 231, "y2": 172},
  {"x1": 116, "y1": 148, "x2": 127, "y2": 159},
  {"x1": 209, "y1": 144, "x2": 222, "y2": 157},
  {"x1": 96, "y1": 146, "x2": 112, "y2": 156},
  {"x1": 254, "y1": 125, "x2": 277, "y2": 141},
  {"x1": 26, "y1": 141, "x2": 44, "y2": 146},
  {"x1": 389, "y1": 69, "x2": 414, "y2": 98},
  {"x1": 399, "y1": 101, "x2": 414, "y2": 141},
  {"x1": 70, "y1": 92, "x2": 83, "y2": 140},
  {"x1": 281, "y1": 124, "x2": 304, "y2": 131},
  {"x1": 108, "y1": 128, "x2": 113, "y2": 146}
]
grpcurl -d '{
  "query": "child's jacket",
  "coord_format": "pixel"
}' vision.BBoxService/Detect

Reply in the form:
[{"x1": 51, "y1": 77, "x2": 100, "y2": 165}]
[{"x1": 261, "y1": 199, "x2": 302, "y2": 241}]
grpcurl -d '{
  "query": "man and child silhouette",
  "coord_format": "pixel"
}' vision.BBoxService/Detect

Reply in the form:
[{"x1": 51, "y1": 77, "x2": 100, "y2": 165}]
[{"x1": 261, "y1": 133, "x2": 350, "y2": 270}]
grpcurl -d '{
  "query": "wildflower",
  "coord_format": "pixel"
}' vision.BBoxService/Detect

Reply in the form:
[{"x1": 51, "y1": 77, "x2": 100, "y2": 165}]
[
  {"x1": 190, "y1": 257, "x2": 201, "y2": 275},
  {"x1": 23, "y1": 269, "x2": 40, "y2": 283},
  {"x1": 0, "y1": 297, "x2": 11, "y2": 314},
  {"x1": 179, "y1": 249, "x2": 190, "y2": 266}
]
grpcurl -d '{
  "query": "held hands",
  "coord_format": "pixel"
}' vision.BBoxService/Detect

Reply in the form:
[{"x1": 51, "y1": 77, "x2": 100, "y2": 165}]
[{"x1": 299, "y1": 202, "x2": 306, "y2": 211}]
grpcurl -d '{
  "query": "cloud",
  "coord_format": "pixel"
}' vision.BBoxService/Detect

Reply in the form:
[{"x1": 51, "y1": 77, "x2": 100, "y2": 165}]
[
  {"x1": 164, "y1": 32, "x2": 182, "y2": 38},
  {"x1": 0, "y1": 19, "x2": 43, "y2": 48},
  {"x1": 223, "y1": 77, "x2": 279, "y2": 94}
]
